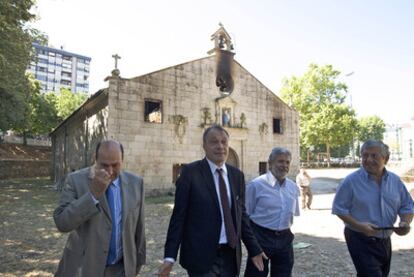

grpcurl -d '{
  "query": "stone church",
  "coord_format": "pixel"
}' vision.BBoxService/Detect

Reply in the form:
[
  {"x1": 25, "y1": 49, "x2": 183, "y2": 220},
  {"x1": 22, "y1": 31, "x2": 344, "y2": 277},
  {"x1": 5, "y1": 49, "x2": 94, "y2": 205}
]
[{"x1": 50, "y1": 25, "x2": 300, "y2": 193}]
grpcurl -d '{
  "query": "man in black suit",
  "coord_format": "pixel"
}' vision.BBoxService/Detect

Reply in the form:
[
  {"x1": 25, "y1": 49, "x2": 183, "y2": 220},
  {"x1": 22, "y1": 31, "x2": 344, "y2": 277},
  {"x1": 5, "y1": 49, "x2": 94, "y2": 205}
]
[{"x1": 158, "y1": 124, "x2": 266, "y2": 277}]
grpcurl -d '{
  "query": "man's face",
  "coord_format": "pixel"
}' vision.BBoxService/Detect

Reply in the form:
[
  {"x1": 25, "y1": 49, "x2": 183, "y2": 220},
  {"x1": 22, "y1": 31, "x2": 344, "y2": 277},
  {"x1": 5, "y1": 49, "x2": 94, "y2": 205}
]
[
  {"x1": 269, "y1": 154, "x2": 291, "y2": 182},
  {"x1": 96, "y1": 143, "x2": 123, "y2": 181},
  {"x1": 361, "y1": 146, "x2": 387, "y2": 177},
  {"x1": 203, "y1": 129, "x2": 229, "y2": 166}
]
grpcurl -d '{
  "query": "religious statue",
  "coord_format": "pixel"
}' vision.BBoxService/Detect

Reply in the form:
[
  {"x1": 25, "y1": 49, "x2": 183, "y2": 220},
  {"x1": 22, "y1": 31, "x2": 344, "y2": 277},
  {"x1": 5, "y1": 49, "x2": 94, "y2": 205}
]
[{"x1": 222, "y1": 108, "x2": 231, "y2": 126}]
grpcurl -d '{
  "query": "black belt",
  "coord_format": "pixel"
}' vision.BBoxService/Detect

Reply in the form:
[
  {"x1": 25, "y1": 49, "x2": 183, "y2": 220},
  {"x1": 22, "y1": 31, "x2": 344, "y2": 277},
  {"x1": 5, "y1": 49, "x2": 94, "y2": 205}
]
[
  {"x1": 346, "y1": 227, "x2": 390, "y2": 241},
  {"x1": 217, "y1": 243, "x2": 234, "y2": 250},
  {"x1": 252, "y1": 221, "x2": 290, "y2": 236}
]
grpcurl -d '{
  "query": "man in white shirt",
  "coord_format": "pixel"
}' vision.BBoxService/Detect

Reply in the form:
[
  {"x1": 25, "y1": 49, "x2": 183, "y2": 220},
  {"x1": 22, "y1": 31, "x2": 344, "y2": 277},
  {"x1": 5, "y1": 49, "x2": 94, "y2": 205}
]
[{"x1": 245, "y1": 147, "x2": 300, "y2": 277}]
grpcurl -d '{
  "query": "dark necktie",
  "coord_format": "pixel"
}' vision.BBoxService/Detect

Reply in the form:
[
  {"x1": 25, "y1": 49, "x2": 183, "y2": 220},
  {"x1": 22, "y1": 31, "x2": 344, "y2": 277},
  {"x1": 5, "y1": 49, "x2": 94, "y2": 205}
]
[{"x1": 217, "y1": 168, "x2": 237, "y2": 248}]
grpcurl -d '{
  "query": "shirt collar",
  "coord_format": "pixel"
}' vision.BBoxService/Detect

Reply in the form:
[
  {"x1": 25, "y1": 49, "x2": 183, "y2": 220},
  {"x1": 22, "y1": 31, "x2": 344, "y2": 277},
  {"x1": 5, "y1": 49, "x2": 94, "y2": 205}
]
[
  {"x1": 206, "y1": 158, "x2": 228, "y2": 176},
  {"x1": 111, "y1": 176, "x2": 121, "y2": 188},
  {"x1": 266, "y1": 171, "x2": 287, "y2": 187},
  {"x1": 361, "y1": 166, "x2": 389, "y2": 181}
]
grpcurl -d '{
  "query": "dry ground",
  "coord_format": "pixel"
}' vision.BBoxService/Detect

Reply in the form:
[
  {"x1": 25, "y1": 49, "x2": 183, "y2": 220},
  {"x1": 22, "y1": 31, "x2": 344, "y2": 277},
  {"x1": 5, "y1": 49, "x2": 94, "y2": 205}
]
[{"x1": 0, "y1": 173, "x2": 413, "y2": 277}]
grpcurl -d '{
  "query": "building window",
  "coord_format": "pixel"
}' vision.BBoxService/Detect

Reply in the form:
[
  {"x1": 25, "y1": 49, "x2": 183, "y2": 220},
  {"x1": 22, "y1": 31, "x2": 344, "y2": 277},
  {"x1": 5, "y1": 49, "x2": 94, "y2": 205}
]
[
  {"x1": 145, "y1": 100, "x2": 162, "y2": 123},
  {"x1": 273, "y1": 118, "x2": 282, "y2": 134},
  {"x1": 172, "y1": 163, "x2": 186, "y2": 183},
  {"x1": 38, "y1": 58, "x2": 48, "y2": 64},
  {"x1": 61, "y1": 80, "x2": 71, "y2": 86},
  {"x1": 259, "y1": 162, "x2": 267, "y2": 175}
]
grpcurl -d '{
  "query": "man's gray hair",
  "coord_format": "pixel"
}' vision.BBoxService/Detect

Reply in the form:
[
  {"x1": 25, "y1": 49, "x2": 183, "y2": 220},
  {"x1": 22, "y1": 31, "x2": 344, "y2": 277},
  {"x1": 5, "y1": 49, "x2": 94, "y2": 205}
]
[
  {"x1": 268, "y1": 147, "x2": 291, "y2": 163},
  {"x1": 360, "y1": 139, "x2": 390, "y2": 159}
]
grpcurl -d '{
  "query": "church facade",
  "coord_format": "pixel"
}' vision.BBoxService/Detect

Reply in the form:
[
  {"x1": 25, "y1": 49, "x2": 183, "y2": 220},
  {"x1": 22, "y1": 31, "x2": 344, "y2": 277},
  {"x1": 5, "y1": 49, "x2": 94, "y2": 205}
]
[{"x1": 50, "y1": 26, "x2": 300, "y2": 193}]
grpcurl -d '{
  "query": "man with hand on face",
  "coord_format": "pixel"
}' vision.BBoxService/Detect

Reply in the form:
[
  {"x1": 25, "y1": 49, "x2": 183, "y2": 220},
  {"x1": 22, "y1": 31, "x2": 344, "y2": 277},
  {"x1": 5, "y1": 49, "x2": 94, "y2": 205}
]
[
  {"x1": 158, "y1": 124, "x2": 266, "y2": 277},
  {"x1": 332, "y1": 140, "x2": 414, "y2": 277},
  {"x1": 244, "y1": 147, "x2": 300, "y2": 277},
  {"x1": 54, "y1": 140, "x2": 146, "y2": 277}
]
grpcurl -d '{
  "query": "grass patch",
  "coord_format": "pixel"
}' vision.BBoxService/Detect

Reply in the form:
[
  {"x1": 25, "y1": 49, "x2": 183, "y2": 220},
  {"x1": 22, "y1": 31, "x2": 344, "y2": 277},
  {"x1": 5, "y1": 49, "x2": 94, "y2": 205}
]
[{"x1": 145, "y1": 194, "x2": 174, "y2": 204}]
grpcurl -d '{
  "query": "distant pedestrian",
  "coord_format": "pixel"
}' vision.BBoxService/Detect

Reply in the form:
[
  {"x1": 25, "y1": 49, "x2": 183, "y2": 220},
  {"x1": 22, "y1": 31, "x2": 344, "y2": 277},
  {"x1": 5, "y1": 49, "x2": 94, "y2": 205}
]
[
  {"x1": 296, "y1": 168, "x2": 313, "y2": 209},
  {"x1": 332, "y1": 140, "x2": 414, "y2": 276}
]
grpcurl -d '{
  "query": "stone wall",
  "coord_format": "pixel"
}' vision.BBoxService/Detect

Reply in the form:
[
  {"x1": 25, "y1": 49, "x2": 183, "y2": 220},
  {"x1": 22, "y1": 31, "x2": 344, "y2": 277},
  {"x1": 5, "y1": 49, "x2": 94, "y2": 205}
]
[
  {"x1": 0, "y1": 160, "x2": 50, "y2": 179},
  {"x1": 51, "y1": 91, "x2": 108, "y2": 184}
]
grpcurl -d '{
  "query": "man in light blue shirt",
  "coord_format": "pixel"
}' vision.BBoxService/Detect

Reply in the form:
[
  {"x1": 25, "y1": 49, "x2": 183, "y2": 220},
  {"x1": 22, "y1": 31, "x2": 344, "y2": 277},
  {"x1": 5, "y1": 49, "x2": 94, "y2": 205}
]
[
  {"x1": 244, "y1": 147, "x2": 300, "y2": 277},
  {"x1": 332, "y1": 140, "x2": 414, "y2": 277}
]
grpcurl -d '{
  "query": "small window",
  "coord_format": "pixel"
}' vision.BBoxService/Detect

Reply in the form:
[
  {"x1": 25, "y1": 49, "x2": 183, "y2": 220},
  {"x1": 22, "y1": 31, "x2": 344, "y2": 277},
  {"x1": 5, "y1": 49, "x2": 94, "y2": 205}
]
[
  {"x1": 273, "y1": 118, "x2": 282, "y2": 134},
  {"x1": 172, "y1": 163, "x2": 186, "y2": 183},
  {"x1": 259, "y1": 162, "x2": 267, "y2": 175},
  {"x1": 145, "y1": 100, "x2": 162, "y2": 123}
]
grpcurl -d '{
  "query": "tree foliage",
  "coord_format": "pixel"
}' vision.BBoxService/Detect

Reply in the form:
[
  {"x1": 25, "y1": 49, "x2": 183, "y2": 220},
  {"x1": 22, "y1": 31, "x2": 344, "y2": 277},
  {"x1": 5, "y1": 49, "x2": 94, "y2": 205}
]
[
  {"x1": 357, "y1": 115, "x2": 386, "y2": 142},
  {"x1": 12, "y1": 81, "x2": 88, "y2": 143},
  {"x1": 0, "y1": 0, "x2": 44, "y2": 131},
  {"x1": 12, "y1": 75, "x2": 60, "y2": 143},
  {"x1": 55, "y1": 88, "x2": 88, "y2": 119},
  {"x1": 280, "y1": 64, "x2": 358, "y2": 161}
]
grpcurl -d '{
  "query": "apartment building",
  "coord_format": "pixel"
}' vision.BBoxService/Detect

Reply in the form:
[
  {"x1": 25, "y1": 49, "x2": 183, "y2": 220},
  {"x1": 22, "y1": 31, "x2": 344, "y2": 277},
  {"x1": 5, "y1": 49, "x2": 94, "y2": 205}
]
[{"x1": 27, "y1": 42, "x2": 91, "y2": 94}]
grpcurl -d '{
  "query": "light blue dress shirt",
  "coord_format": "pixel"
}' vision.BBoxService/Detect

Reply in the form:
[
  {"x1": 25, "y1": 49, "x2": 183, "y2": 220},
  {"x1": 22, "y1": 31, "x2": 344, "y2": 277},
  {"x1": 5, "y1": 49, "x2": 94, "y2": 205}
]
[
  {"x1": 332, "y1": 167, "x2": 414, "y2": 238},
  {"x1": 246, "y1": 172, "x2": 300, "y2": 231},
  {"x1": 106, "y1": 177, "x2": 123, "y2": 265}
]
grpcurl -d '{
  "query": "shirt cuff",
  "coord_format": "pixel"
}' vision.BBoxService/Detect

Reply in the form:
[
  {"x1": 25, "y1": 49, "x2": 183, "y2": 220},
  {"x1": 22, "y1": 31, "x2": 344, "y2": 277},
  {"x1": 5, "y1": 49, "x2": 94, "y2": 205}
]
[{"x1": 164, "y1": 257, "x2": 175, "y2": 264}]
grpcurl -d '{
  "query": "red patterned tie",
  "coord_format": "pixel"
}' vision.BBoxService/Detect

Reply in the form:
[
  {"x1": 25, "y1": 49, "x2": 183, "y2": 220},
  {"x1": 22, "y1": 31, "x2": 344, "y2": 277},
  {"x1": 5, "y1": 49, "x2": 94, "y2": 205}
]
[{"x1": 217, "y1": 168, "x2": 237, "y2": 248}]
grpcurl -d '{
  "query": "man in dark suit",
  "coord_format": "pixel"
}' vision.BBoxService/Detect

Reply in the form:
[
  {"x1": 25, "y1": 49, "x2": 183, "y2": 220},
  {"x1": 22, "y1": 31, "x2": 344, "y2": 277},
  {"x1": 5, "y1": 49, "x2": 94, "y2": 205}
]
[
  {"x1": 54, "y1": 140, "x2": 146, "y2": 277},
  {"x1": 158, "y1": 124, "x2": 266, "y2": 277}
]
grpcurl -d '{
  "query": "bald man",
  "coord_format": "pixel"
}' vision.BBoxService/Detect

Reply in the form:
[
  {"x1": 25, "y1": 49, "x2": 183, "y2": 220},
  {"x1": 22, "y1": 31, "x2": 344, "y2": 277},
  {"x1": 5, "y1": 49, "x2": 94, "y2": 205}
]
[{"x1": 54, "y1": 140, "x2": 146, "y2": 277}]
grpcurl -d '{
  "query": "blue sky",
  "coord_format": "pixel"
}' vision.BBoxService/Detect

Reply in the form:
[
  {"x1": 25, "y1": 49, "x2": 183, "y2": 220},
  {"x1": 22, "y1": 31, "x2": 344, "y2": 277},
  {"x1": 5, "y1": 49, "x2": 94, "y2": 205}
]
[{"x1": 32, "y1": 0, "x2": 414, "y2": 124}]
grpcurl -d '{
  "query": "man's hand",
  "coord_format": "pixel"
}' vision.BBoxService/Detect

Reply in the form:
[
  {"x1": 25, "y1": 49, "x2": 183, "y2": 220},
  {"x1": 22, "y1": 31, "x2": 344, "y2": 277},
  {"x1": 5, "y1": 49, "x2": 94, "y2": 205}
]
[
  {"x1": 89, "y1": 164, "x2": 111, "y2": 198},
  {"x1": 395, "y1": 221, "x2": 410, "y2": 236},
  {"x1": 358, "y1": 222, "x2": 378, "y2": 237},
  {"x1": 251, "y1": 251, "x2": 268, "y2": 271},
  {"x1": 158, "y1": 261, "x2": 173, "y2": 277}
]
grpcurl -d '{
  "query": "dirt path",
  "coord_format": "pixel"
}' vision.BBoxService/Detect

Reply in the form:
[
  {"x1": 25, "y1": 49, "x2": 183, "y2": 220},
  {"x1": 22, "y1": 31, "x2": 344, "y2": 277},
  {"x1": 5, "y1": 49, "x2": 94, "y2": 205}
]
[{"x1": 0, "y1": 176, "x2": 413, "y2": 276}]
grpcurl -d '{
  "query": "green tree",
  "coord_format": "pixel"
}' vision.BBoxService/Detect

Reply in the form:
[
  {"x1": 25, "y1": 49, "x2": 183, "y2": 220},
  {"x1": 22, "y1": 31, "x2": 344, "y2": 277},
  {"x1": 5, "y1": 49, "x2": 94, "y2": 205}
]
[
  {"x1": 55, "y1": 88, "x2": 88, "y2": 119},
  {"x1": 0, "y1": 0, "x2": 43, "y2": 132},
  {"x1": 13, "y1": 75, "x2": 60, "y2": 144},
  {"x1": 357, "y1": 116, "x2": 386, "y2": 142},
  {"x1": 280, "y1": 64, "x2": 358, "y2": 164}
]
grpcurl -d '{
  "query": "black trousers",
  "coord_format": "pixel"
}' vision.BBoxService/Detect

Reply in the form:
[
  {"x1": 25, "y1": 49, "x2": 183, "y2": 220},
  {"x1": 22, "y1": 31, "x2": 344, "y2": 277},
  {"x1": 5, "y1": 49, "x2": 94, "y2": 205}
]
[
  {"x1": 188, "y1": 244, "x2": 237, "y2": 277},
  {"x1": 344, "y1": 227, "x2": 392, "y2": 277},
  {"x1": 244, "y1": 221, "x2": 294, "y2": 277}
]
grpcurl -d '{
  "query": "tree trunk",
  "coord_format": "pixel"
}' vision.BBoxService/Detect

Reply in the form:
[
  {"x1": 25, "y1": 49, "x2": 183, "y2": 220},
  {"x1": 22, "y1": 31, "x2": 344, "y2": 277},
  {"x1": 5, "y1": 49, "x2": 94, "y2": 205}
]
[
  {"x1": 22, "y1": 131, "x2": 27, "y2": 146},
  {"x1": 326, "y1": 143, "x2": 331, "y2": 167}
]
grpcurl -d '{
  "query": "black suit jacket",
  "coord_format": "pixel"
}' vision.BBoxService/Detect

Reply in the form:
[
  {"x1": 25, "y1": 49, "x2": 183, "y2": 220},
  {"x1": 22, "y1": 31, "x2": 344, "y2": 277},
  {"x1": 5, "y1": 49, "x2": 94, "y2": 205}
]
[{"x1": 164, "y1": 158, "x2": 262, "y2": 274}]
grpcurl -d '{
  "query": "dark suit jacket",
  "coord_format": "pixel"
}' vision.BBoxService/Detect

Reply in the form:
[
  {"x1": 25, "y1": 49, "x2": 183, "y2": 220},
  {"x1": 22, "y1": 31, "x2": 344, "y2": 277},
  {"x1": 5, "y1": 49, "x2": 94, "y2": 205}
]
[
  {"x1": 164, "y1": 158, "x2": 262, "y2": 274},
  {"x1": 53, "y1": 167, "x2": 146, "y2": 277}
]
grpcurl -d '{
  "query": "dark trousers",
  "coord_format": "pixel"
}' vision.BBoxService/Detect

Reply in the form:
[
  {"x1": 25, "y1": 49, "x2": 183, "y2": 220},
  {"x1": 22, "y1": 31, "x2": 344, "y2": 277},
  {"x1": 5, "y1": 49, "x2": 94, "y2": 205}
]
[
  {"x1": 344, "y1": 227, "x2": 392, "y2": 277},
  {"x1": 244, "y1": 221, "x2": 294, "y2": 277},
  {"x1": 188, "y1": 244, "x2": 237, "y2": 277}
]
